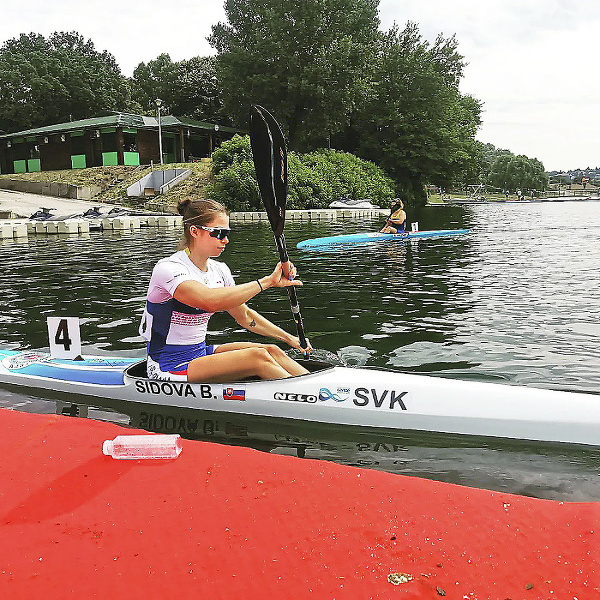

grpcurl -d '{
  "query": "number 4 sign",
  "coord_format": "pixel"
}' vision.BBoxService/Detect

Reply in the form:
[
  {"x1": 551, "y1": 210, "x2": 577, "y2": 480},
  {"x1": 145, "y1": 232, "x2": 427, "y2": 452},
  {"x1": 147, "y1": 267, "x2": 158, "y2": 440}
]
[{"x1": 47, "y1": 317, "x2": 82, "y2": 359}]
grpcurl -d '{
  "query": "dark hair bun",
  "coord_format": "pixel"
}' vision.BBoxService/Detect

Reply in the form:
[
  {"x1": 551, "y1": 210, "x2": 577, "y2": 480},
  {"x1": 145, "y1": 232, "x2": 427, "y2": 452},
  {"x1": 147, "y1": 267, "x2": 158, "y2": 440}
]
[{"x1": 177, "y1": 197, "x2": 193, "y2": 217}]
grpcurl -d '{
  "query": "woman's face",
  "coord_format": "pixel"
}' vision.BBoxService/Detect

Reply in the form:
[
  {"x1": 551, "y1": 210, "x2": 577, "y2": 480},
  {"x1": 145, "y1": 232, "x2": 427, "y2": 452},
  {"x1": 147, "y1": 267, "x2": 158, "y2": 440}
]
[{"x1": 191, "y1": 213, "x2": 230, "y2": 257}]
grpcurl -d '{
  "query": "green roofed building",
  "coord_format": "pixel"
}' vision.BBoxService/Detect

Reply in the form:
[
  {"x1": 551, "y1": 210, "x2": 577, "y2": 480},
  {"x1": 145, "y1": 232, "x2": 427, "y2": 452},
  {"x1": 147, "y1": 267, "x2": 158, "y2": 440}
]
[{"x1": 0, "y1": 113, "x2": 240, "y2": 174}]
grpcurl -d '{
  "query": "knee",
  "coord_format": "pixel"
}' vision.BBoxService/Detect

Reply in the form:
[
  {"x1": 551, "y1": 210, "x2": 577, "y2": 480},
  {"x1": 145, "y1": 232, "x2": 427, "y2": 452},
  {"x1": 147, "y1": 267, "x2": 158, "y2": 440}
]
[
  {"x1": 251, "y1": 347, "x2": 274, "y2": 363},
  {"x1": 264, "y1": 344, "x2": 285, "y2": 358}
]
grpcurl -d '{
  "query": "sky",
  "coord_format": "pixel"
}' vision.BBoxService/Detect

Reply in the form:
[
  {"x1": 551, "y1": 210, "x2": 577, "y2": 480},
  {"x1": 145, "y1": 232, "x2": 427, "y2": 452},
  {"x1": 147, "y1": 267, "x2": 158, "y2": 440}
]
[{"x1": 2, "y1": 0, "x2": 598, "y2": 171}]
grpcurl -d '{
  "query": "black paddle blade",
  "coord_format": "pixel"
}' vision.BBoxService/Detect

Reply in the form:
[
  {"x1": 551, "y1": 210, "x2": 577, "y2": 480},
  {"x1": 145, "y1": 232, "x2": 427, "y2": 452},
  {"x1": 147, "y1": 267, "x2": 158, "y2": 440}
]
[
  {"x1": 249, "y1": 104, "x2": 308, "y2": 352},
  {"x1": 249, "y1": 105, "x2": 288, "y2": 237}
]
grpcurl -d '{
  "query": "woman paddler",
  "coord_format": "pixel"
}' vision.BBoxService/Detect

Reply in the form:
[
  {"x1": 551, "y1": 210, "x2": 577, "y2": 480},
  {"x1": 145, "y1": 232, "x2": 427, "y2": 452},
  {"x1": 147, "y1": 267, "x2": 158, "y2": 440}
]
[
  {"x1": 139, "y1": 197, "x2": 312, "y2": 382},
  {"x1": 380, "y1": 199, "x2": 407, "y2": 234}
]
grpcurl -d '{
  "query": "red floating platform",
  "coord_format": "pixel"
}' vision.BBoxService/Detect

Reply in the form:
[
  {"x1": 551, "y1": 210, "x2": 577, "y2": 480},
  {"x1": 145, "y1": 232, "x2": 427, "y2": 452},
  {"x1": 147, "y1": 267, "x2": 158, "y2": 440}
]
[{"x1": 0, "y1": 409, "x2": 597, "y2": 599}]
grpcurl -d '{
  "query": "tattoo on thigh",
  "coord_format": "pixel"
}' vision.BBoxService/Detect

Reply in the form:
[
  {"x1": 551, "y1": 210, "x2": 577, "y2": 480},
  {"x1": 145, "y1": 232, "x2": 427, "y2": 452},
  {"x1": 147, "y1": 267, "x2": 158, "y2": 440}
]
[{"x1": 249, "y1": 319, "x2": 256, "y2": 328}]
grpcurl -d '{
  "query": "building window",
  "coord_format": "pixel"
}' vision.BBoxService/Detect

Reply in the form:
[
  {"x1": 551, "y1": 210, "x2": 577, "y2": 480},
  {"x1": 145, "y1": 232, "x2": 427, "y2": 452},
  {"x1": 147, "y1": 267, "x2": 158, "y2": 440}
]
[
  {"x1": 163, "y1": 137, "x2": 175, "y2": 155},
  {"x1": 102, "y1": 131, "x2": 118, "y2": 152},
  {"x1": 12, "y1": 142, "x2": 28, "y2": 161},
  {"x1": 71, "y1": 134, "x2": 85, "y2": 155},
  {"x1": 123, "y1": 132, "x2": 137, "y2": 153}
]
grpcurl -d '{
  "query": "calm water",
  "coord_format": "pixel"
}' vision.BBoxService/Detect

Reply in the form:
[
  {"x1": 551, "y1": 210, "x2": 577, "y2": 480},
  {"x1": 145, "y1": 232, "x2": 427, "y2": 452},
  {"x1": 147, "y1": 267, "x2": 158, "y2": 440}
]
[{"x1": 1, "y1": 201, "x2": 599, "y2": 500}]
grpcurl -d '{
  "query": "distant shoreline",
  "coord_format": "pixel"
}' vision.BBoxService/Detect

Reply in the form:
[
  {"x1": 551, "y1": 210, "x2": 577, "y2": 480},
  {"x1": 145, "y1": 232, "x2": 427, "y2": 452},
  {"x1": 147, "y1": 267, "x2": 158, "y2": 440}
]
[{"x1": 431, "y1": 195, "x2": 600, "y2": 206}]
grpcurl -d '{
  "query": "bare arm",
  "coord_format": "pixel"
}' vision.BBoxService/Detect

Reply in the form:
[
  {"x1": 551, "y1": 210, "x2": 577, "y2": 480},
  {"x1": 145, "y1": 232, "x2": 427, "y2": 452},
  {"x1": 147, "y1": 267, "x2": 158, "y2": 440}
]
[
  {"x1": 173, "y1": 262, "x2": 302, "y2": 313},
  {"x1": 229, "y1": 304, "x2": 292, "y2": 344},
  {"x1": 228, "y1": 304, "x2": 312, "y2": 352}
]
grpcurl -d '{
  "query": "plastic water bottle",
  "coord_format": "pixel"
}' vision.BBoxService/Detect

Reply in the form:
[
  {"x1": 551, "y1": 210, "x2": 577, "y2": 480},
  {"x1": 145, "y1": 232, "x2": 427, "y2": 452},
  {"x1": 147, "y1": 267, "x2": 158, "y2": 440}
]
[{"x1": 102, "y1": 434, "x2": 183, "y2": 459}]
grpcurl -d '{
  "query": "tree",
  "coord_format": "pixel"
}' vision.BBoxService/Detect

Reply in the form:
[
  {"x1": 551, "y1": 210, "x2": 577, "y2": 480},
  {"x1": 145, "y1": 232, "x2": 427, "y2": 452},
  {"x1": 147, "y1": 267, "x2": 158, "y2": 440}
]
[
  {"x1": 173, "y1": 56, "x2": 227, "y2": 123},
  {"x1": 345, "y1": 23, "x2": 482, "y2": 207},
  {"x1": 0, "y1": 32, "x2": 130, "y2": 132},
  {"x1": 131, "y1": 53, "x2": 178, "y2": 115},
  {"x1": 208, "y1": 0, "x2": 380, "y2": 149},
  {"x1": 131, "y1": 54, "x2": 229, "y2": 123},
  {"x1": 488, "y1": 153, "x2": 548, "y2": 192}
]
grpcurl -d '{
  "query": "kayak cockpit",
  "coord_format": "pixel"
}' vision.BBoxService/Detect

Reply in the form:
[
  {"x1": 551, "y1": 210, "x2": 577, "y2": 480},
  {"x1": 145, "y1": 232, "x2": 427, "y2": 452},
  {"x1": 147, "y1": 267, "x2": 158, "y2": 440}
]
[
  {"x1": 125, "y1": 360, "x2": 151, "y2": 379},
  {"x1": 123, "y1": 357, "x2": 334, "y2": 382}
]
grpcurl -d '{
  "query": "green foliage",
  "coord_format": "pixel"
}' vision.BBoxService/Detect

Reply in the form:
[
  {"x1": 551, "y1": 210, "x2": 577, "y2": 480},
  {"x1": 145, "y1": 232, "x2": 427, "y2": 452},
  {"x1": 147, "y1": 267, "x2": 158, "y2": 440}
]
[
  {"x1": 131, "y1": 54, "x2": 229, "y2": 124},
  {"x1": 207, "y1": 158, "x2": 262, "y2": 211},
  {"x1": 452, "y1": 142, "x2": 548, "y2": 193},
  {"x1": 0, "y1": 32, "x2": 131, "y2": 132},
  {"x1": 131, "y1": 53, "x2": 178, "y2": 114},
  {"x1": 206, "y1": 135, "x2": 394, "y2": 210},
  {"x1": 208, "y1": 0, "x2": 380, "y2": 149},
  {"x1": 210, "y1": 134, "x2": 254, "y2": 175},
  {"x1": 488, "y1": 153, "x2": 548, "y2": 192},
  {"x1": 345, "y1": 24, "x2": 482, "y2": 209},
  {"x1": 290, "y1": 149, "x2": 394, "y2": 208},
  {"x1": 206, "y1": 135, "x2": 260, "y2": 210}
]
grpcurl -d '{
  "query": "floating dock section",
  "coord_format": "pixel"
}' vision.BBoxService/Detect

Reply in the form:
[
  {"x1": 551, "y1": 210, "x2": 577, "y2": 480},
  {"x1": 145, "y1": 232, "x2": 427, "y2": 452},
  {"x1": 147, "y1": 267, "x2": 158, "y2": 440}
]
[
  {"x1": 0, "y1": 209, "x2": 386, "y2": 239},
  {"x1": 229, "y1": 208, "x2": 387, "y2": 222},
  {"x1": 0, "y1": 408, "x2": 598, "y2": 600},
  {"x1": 0, "y1": 215, "x2": 183, "y2": 239}
]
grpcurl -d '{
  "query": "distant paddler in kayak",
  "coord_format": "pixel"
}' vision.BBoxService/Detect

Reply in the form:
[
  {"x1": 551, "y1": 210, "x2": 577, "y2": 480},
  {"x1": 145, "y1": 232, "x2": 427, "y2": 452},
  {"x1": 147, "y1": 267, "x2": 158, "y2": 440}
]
[
  {"x1": 139, "y1": 197, "x2": 312, "y2": 383},
  {"x1": 380, "y1": 199, "x2": 407, "y2": 234}
]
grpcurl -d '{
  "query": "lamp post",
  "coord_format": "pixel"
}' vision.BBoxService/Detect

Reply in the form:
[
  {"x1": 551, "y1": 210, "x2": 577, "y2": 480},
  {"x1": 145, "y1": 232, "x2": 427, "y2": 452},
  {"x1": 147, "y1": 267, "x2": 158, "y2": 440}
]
[{"x1": 156, "y1": 98, "x2": 164, "y2": 165}]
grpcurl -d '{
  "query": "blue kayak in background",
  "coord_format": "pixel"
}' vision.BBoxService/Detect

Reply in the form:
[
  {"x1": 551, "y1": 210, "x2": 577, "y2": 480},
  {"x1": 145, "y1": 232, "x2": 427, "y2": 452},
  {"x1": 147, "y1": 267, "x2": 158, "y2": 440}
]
[{"x1": 296, "y1": 229, "x2": 469, "y2": 250}]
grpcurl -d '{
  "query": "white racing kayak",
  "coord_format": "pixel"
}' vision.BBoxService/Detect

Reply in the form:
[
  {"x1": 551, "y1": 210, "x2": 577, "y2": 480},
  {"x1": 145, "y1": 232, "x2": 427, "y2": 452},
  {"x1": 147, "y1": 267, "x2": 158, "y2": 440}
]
[{"x1": 1, "y1": 348, "x2": 598, "y2": 447}]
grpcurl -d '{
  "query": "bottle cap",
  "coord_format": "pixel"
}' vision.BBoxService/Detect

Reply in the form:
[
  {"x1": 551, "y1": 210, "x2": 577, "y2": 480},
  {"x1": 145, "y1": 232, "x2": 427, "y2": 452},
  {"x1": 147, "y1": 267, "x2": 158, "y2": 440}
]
[{"x1": 102, "y1": 440, "x2": 113, "y2": 455}]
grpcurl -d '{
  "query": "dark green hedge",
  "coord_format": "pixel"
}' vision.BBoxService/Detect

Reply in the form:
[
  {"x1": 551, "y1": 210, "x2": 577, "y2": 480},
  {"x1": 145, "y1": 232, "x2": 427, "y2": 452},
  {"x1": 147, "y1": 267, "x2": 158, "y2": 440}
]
[{"x1": 206, "y1": 134, "x2": 395, "y2": 211}]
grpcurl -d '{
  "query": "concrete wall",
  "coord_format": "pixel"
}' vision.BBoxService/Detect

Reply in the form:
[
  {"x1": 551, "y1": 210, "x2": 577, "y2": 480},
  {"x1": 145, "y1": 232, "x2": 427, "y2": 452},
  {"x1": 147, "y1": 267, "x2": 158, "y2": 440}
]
[
  {"x1": 126, "y1": 169, "x2": 190, "y2": 197},
  {"x1": 0, "y1": 179, "x2": 102, "y2": 200}
]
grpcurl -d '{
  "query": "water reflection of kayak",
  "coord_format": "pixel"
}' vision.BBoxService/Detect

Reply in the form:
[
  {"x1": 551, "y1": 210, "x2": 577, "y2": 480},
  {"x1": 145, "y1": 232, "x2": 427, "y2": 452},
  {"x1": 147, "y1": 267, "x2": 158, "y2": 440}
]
[
  {"x1": 1, "y1": 348, "x2": 598, "y2": 447},
  {"x1": 297, "y1": 229, "x2": 469, "y2": 250}
]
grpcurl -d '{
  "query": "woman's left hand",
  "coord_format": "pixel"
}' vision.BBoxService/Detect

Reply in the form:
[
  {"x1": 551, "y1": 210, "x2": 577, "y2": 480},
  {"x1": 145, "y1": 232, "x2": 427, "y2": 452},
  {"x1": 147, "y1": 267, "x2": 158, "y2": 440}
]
[{"x1": 288, "y1": 336, "x2": 313, "y2": 353}]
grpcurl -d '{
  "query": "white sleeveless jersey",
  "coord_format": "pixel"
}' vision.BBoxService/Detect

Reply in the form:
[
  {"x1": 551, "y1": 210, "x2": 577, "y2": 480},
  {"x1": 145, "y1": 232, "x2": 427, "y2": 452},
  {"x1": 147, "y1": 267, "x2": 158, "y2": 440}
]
[{"x1": 139, "y1": 250, "x2": 235, "y2": 353}]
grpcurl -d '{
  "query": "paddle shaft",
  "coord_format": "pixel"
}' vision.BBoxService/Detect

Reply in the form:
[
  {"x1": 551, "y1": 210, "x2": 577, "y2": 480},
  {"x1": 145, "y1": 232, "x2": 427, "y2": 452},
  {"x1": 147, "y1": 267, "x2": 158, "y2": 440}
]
[{"x1": 273, "y1": 233, "x2": 307, "y2": 349}]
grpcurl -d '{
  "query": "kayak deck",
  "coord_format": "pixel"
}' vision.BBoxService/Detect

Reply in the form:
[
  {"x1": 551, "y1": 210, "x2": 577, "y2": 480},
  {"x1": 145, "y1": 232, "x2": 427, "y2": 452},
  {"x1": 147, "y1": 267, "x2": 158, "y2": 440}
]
[
  {"x1": 0, "y1": 349, "x2": 138, "y2": 385},
  {"x1": 297, "y1": 229, "x2": 469, "y2": 250}
]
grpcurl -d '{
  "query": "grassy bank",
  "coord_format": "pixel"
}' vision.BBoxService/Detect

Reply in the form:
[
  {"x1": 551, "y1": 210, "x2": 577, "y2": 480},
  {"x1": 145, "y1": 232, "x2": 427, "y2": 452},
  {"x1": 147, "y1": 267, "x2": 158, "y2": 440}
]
[{"x1": 0, "y1": 162, "x2": 212, "y2": 210}]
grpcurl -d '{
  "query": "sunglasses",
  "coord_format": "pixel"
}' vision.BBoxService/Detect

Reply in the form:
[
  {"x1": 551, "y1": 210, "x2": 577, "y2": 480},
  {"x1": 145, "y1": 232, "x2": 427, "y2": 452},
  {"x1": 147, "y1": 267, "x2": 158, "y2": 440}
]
[{"x1": 198, "y1": 225, "x2": 231, "y2": 240}]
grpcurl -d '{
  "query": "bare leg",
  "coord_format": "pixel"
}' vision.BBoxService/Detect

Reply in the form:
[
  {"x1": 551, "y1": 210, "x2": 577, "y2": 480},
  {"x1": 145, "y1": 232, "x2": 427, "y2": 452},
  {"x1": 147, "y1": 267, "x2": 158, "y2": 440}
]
[
  {"x1": 380, "y1": 225, "x2": 397, "y2": 234},
  {"x1": 187, "y1": 347, "x2": 292, "y2": 383},
  {"x1": 215, "y1": 342, "x2": 309, "y2": 376}
]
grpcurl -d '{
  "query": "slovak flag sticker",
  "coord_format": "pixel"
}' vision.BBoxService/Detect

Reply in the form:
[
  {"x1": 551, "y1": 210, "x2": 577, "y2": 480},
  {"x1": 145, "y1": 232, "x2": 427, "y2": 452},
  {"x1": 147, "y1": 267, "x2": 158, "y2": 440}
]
[{"x1": 223, "y1": 387, "x2": 246, "y2": 401}]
